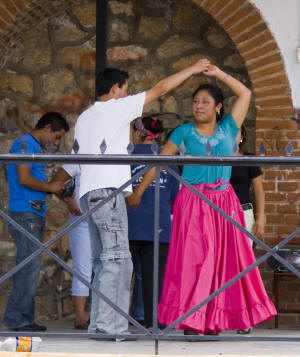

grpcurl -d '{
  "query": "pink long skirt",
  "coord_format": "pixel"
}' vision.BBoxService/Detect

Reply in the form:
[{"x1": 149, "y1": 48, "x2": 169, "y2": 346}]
[{"x1": 158, "y1": 183, "x2": 276, "y2": 333}]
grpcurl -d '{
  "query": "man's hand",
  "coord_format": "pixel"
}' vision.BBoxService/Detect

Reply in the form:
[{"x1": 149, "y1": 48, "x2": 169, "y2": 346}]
[{"x1": 126, "y1": 191, "x2": 142, "y2": 210}]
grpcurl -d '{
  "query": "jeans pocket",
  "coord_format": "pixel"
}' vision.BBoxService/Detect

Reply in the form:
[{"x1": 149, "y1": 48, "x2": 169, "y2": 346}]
[{"x1": 100, "y1": 221, "x2": 127, "y2": 251}]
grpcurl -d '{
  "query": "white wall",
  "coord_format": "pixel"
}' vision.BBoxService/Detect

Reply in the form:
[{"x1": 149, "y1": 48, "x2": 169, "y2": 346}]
[{"x1": 250, "y1": 0, "x2": 300, "y2": 108}]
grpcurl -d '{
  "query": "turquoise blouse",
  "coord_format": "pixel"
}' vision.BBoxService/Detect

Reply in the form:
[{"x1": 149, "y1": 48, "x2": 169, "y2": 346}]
[{"x1": 169, "y1": 114, "x2": 239, "y2": 185}]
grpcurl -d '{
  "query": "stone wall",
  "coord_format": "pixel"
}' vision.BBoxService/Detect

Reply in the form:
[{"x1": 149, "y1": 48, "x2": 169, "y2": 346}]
[
  {"x1": 0, "y1": 0, "x2": 255, "y2": 322},
  {"x1": 0, "y1": 0, "x2": 297, "y2": 327}
]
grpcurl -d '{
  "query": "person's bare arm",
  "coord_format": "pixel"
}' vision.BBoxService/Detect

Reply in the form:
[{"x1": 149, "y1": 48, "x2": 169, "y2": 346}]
[
  {"x1": 145, "y1": 59, "x2": 210, "y2": 105},
  {"x1": 18, "y1": 165, "x2": 64, "y2": 194},
  {"x1": 203, "y1": 65, "x2": 251, "y2": 128},
  {"x1": 252, "y1": 174, "x2": 265, "y2": 238},
  {"x1": 62, "y1": 197, "x2": 81, "y2": 216},
  {"x1": 126, "y1": 140, "x2": 179, "y2": 209},
  {"x1": 50, "y1": 167, "x2": 81, "y2": 216}
]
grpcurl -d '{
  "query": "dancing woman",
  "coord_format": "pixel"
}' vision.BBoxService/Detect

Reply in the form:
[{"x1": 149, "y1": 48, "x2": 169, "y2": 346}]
[{"x1": 127, "y1": 64, "x2": 276, "y2": 334}]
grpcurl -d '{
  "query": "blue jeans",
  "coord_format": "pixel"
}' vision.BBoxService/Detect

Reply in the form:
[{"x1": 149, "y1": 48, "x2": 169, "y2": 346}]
[
  {"x1": 80, "y1": 188, "x2": 133, "y2": 334},
  {"x1": 3, "y1": 212, "x2": 45, "y2": 329},
  {"x1": 68, "y1": 216, "x2": 92, "y2": 296}
]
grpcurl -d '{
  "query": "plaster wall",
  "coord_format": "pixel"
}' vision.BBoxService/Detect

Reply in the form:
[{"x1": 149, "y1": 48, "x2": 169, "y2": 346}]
[{"x1": 250, "y1": 0, "x2": 300, "y2": 108}]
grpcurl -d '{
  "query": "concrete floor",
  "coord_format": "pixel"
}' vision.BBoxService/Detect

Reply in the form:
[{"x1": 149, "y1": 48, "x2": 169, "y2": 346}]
[{"x1": 1, "y1": 319, "x2": 300, "y2": 355}]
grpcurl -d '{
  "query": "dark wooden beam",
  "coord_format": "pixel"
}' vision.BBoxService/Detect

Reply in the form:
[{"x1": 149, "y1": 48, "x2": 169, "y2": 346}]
[{"x1": 95, "y1": 0, "x2": 107, "y2": 98}]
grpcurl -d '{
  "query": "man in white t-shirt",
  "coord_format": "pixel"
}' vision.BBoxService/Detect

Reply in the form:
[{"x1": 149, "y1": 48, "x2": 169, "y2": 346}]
[{"x1": 75, "y1": 60, "x2": 210, "y2": 338}]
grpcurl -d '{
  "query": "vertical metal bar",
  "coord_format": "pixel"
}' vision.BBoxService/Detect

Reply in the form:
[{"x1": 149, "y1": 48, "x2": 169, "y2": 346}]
[
  {"x1": 95, "y1": 0, "x2": 107, "y2": 99},
  {"x1": 153, "y1": 165, "x2": 160, "y2": 354}
]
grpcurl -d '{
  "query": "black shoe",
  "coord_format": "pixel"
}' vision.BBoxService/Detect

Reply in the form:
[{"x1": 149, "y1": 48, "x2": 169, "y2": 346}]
[
  {"x1": 11, "y1": 323, "x2": 47, "y2": 332},
  {"x1": 236, "y1": 328, "x2": 251, "y2": 334},
  {"x1": 129, "y1": 319, "x2": 145, "y2": 327}
]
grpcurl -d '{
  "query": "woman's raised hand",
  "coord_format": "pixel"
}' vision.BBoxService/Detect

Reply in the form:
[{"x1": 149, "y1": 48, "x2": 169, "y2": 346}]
[
  {"x1": 192, "y1": 58, "x2": 210, "y2": 74},
  {"x1": 203, "y1": 64, "x2": 223, "y2": 78}
]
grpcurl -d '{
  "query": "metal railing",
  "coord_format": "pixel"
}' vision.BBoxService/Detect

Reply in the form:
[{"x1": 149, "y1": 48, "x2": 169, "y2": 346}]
[{"x1": 0, "y1": 152, "x2": 300, "y2": 354}]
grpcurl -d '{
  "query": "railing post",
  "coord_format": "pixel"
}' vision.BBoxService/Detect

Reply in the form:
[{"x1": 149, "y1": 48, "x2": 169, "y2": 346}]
[{"x1": 153, "y1": 165, "x2": 161, "y2": 354}]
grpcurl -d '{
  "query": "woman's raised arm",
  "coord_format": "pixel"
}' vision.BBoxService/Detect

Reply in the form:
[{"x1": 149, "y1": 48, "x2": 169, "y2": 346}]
[{"x1": 204, "y1": 65, "x2": 251, "y2": 128}]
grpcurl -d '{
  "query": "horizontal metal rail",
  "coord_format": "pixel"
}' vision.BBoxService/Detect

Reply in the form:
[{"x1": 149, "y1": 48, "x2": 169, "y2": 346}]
[{"x1": 0, "y1": 153, "x2": 299, "y2": 166}]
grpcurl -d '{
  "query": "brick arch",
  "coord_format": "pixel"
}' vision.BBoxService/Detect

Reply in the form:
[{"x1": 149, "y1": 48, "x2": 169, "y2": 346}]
[
  {"x1": 0, "y1": 0, "x2": 89, "y2": 69},
  {"x1": 191, "y1": 0, "x2": 295, "y2": 155},
  {"x1": 193, "y1": 1, "x2": 300, "y2": 249}
]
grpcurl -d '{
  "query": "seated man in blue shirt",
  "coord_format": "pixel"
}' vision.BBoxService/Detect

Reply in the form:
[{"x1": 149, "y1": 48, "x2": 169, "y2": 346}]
[{"x1": 3, "y1": 112, "x2": 69, "y2": 332}]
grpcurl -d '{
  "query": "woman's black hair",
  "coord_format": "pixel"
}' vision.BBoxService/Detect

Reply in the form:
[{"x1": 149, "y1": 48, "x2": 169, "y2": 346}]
[
  {"x1": 143, "y1": 116, "x2": 164, "y2": 134},
  {"x1": 192, "y1": 83, "x2": 224, "y2": 122},
  {"x1": 133, "y1": 116, "x2": 164, "y2": 141},
  {"x1": 240, "y1": 124, "x2": 247, "y2": 141},
  {"x1": 239, "y1": 124, "x2": 247, "y2": 149}
]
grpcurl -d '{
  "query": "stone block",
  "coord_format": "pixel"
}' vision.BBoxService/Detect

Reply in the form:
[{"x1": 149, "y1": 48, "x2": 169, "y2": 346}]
[
  {"x1": 206, "y1": 27, "x2": 230, "y2": 49},
  {"x1": 173, "y1": 75, "x2": 205, "y2": 97},
  {"x1": 143, "y1": 100, "x2": 160, "y2": 114},
  {"x1": 129, "y1": 66, "x2": 165, "y2": 93},
  {"x1": 53, "y1": 21, "x2": 86, "y2": 42},
  {"x1": 157, "y1": 36, "x2": 200, "y2": 59},
  {"x1": 171, "y1": 54, "x2": 213, "y2": 71},
  {"x1": 224, "y1": 53, "x2": 245, "y2": 69},
  {"x1": 40, "y1": 69, "x2": 79, "y2": 103},
  {"x1": 107, "y1": 45, "x2": 147, "y2": 62},
  {"x1": 0, "y1": 73, "x2": 33, "y2": 96},
  {"x1": 108, "y1": 1, "x2": 133, "y2": 16},
  {"x1": 36, "y1": 294, "x2": 58, "y2": 321},
  {"x1": 173, "y1": 4, "x2": 204, "y2": 32},
  {"x1": 23, "y1": 48, "x2": 52, "y2": 70},
  {"x1": 73, "y1": 3, "x2": 96, "y2": 27},
  {"x1": 138, "y1": 16, "x2": 165, "y2": 41},
  {"x1": 0, "y1": 240, "x2": 15, "y2": 257},
  {"x1": 59, "y1": 47, "x2": 96, "y2": 71},
  {"x1": 108, "y1": 20, "x2": 130, "y2": 42},
  {"x1": 161, "y1": 95, "x2": 177, "y2": 114}
]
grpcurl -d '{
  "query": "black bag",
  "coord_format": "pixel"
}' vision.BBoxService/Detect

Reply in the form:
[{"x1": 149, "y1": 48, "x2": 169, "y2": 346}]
[
  {"x1": 267, "y1": 248, "x2": 300, "y2": 272},
  {"x1": 60, "y1": 178, "x2": 75, "y2": 199}
]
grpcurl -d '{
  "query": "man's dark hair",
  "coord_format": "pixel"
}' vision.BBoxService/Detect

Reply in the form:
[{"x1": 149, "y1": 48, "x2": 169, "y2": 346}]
[
  {"x1": 96, "y1": 68, "x2": 129, "y2": 97},
  {"x1": 35, "y1": 112, "x2": 69, "y2": 132}
]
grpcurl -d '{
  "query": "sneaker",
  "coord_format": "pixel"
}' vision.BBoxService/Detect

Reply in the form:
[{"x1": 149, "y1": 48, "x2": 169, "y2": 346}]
[
  {"x1": 115, "y1": 332, "x2": 137, "y2": 342},
  {"x1": 93, "y1": 328, "x2": 136, "y2": 342},
  {"x1": 10, "y1": 323, "x2": 47, "y2": 332}
]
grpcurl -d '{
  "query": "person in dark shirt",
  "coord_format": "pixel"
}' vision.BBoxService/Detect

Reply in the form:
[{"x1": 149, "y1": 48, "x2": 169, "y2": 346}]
[
  {"x1": 230, "y1": 125, "x2": 265, "y2": 335},
  {"x1": 230, "y1": 125, "x2": 265, "y2": 243},
  {"x1": 128, "y1": 116, "x2": 179, "y2": 329}
]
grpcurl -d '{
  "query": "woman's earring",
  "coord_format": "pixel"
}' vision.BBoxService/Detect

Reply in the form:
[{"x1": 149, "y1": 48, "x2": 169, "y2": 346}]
[{"x1": 217, "y1": 110, "x2": 220, "y2": 115}]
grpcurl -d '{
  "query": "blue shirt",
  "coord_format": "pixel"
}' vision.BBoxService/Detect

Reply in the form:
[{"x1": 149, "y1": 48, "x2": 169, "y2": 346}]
[
  {"x1": 8, "y1": 133, "x2": 47, "y2": 216},
  {"x1": 128, "y1": 144, "x2": 179, "y2": 243},
  {"x1": 169, "y1": 114, "x2": 238, "y2": 184}
]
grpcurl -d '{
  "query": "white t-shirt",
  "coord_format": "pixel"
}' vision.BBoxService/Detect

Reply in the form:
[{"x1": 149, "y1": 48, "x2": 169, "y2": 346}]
[{"x1": 74, "y1": 92, "x2": 146, "y2": 198}]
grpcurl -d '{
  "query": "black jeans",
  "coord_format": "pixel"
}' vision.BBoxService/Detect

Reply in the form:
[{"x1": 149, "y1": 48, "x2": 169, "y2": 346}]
[{"x1": 129, "y1": 241, "x2": 169, "y2": 328}]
